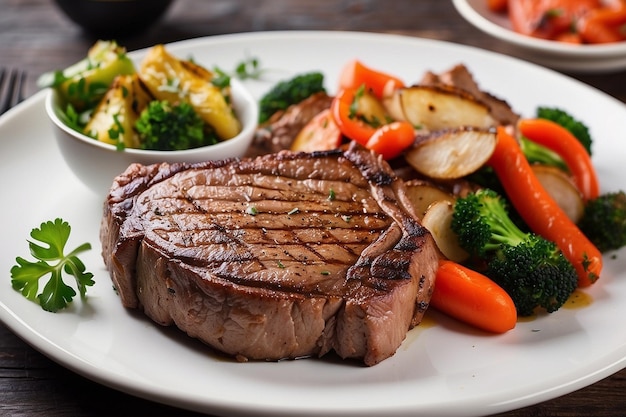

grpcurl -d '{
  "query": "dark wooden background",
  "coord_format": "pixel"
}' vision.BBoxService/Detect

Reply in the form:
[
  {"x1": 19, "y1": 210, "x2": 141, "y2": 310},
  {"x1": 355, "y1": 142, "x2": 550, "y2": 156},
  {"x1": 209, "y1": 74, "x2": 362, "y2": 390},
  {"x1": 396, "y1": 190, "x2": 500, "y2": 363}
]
[{"x1": 1, "y1": 0, "x2": 625, "y2": 416}]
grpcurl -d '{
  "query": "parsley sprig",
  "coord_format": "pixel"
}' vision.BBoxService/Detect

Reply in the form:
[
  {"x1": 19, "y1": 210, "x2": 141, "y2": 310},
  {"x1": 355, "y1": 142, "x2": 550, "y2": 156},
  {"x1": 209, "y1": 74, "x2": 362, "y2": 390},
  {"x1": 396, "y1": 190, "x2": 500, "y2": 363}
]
[
  {"x1": 212, "y1": 56, "x2": 266, "y2": 88},
  {"x1": 10, "y1": 218, "x2": 94, "y2": 312}
]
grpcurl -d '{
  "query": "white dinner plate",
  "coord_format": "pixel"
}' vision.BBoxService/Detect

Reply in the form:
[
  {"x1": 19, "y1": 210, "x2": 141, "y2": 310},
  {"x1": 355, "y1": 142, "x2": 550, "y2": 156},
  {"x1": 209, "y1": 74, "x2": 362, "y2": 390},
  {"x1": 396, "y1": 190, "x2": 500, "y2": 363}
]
[
  {"x1": 1, "y1": 31, "x2": 626, "y2": 417},
  {"x1": 452, "y1": 0, "x2": 626, "y2": 72}
]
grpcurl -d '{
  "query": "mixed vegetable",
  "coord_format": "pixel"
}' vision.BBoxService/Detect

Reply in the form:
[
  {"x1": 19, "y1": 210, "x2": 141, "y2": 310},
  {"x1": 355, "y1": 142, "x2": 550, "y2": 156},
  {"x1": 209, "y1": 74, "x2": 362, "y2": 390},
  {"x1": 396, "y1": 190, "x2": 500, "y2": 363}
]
[
  {"x1": 487, "y1": 0, "x2": 626, "y2": 44},
  {"x1": 262, "y1": 59, "x2": 626, "y2": 332},
  {"x1": 39, "y1": 40, "x2": 242, "y2": 151}
]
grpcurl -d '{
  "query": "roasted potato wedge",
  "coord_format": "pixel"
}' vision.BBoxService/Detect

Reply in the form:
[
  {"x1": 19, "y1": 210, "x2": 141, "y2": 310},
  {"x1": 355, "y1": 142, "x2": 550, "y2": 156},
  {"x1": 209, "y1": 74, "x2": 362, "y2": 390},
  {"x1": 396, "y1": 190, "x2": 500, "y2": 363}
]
[
  {"x1": 181, "y1": 59, "x2": 214, "y2": 82},
  {"x1": 84, "y1": 73, "x2": 152, "y2": 148},
  {"x1": 382, "y1": 90, "x2": 405, "y2": 123},
  {"x1": 391, "y1": 85, "x2": 497, "y2": 130},
  {"x1": 421, "y1": 200, "x2": 469, "y2": 263},
  {"x1": 139, "y1": 44, "x2": 241, "y2": 140},
  {"x1": 405, "y1": 127, "x2": 497, "y2": 180},
  {"x1": 404, "y1": 179, "x2": 456, "y2": 219},
  {"x1": 532, "y1": 165, "x2": 585, "y2": 223},
  {"x1": 46, "y1": 40, "x2": 136, "y2": 112},
  {"x1": 355, "y1": 88, "x2": 390, "y2": 126}
]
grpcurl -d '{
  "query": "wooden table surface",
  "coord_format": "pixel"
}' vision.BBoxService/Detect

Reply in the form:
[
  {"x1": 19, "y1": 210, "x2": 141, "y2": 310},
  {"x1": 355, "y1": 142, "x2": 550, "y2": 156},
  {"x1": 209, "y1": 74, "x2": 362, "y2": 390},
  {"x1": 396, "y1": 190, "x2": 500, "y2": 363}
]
[{"x1": 1, "y1": 1, "x2": 625, "y2": 416}]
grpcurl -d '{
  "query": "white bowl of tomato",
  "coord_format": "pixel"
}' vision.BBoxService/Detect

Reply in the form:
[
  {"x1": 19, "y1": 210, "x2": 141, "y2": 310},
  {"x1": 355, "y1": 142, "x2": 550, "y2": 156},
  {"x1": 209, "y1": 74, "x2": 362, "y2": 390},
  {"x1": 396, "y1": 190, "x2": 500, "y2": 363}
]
[{"x1": 452, "y1": 0, "x2": 626, "y2": 72}]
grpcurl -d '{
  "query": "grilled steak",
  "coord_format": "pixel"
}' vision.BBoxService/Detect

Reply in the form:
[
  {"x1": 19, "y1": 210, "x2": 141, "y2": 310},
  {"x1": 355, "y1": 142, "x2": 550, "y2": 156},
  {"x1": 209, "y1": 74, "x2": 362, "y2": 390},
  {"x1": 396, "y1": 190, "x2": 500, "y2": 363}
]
[
  {"x1": 100, "y1": 143, "x2": 439, "y2": 366},
  {"x1": 247, "y1": 92, "x2": 334, "y2": 157}
]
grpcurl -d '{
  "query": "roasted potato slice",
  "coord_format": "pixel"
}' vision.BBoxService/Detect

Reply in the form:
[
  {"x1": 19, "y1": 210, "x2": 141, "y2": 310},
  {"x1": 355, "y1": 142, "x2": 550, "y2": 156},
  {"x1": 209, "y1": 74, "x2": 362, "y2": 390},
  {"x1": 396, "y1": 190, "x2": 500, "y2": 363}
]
[
  {"x1": 392, "y1": 85, "x2": 497, "y2": 130},
  {"x1": 355, "y1": 88, "x2": 390, "y2": 126},
  {"x1": 532, "y1": 165, "x2": 585, "y2": 223},
  {"x1": 290, "y1": 108, "x2": 342, "y2": 152},
  {"x1": 84, "y1": 73, "x2": 152, "y2": 148},
  {"x1": 405, "y1": 127, "x2": 497, "y2": 180},
  {"x1": 422, "y1": 200, "x2": 469, "y2": 263},
  {"x1": 181, "y1": 59, "x2": 214, "y2": 82},
  {"x1": 139, "y1": 44, "x2": 241, "y2": 140},
  {"x1": 382, "y1": 91, "x2": 405, "y2": 123},
  {"x1": 404, "y1": 179, "x2": 456, "y2": 219}
]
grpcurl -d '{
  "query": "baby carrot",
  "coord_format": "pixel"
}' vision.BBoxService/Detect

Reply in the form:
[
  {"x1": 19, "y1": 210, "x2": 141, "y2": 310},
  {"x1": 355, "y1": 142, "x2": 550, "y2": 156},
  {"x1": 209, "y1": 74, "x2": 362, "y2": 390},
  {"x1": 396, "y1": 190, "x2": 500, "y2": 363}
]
[
  {"x1": 430, "y1": 259, "x2": 517, "y2": 334},
  {"x1": 489, "y1": 127, "x2": 602, "y2": 287},
  {"x1": 518, "y1": 118, "x2": 600, "y2": 201}
]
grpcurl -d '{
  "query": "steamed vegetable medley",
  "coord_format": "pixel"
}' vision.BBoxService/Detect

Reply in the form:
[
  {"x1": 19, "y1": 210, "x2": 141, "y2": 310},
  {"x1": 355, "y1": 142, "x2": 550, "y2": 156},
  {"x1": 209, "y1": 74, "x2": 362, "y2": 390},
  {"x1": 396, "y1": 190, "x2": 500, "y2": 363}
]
[
  {"x1": 39, "y1": 40, "x2": 242, "y2": 151},
  {"x1": 271, "y1": 59, "x2": 626, "y2": 333}
]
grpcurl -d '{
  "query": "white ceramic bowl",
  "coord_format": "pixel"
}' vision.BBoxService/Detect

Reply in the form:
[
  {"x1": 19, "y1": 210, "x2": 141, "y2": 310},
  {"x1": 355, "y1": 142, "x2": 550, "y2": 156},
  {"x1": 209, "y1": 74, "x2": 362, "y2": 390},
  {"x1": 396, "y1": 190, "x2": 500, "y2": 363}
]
[
  {"x1": 46, "y1": 78, "x2": 258, "y2": 196},
  {"x1": 452, "y1": 0, "x2": 626, "y2": 72}
]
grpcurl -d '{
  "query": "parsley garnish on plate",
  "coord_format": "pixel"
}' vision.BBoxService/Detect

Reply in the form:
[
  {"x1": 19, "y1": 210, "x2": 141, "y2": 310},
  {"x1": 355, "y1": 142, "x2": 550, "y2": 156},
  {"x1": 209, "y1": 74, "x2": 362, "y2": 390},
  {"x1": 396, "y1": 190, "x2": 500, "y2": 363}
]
[{"x1": 10, "y1": 218, "x2": 94, "y2": 312}]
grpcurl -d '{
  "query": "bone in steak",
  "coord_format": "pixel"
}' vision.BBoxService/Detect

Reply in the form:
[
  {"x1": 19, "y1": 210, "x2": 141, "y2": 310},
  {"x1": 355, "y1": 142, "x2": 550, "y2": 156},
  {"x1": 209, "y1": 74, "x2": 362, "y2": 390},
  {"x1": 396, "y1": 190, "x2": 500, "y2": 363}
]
[{"x1": 100, "y1": 143, "x2": 439, "y2": 366}]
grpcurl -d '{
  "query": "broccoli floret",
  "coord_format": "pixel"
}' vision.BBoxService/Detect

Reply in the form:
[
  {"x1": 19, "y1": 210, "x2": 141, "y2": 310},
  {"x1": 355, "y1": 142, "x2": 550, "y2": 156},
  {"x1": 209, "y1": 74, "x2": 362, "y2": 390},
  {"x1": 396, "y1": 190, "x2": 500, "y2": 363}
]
[
  {"x1": 452, "y1": 189, "x2": 578, "y2": 316},
  {"x1": 537, "y1": 107, "x2": 593, "y2": 155},
  {"x1": 135, "y1": 100, "x2": 218, "y2": 151},
  {"x1": 578, "y1": 190, "x2": 626, "y2": 253},
  {"x1": 258, "y1": 72, "x2": 325, "y2": 123},
  {"x1": 488, "y1": 236, "x2": 578, "y2": 316}
]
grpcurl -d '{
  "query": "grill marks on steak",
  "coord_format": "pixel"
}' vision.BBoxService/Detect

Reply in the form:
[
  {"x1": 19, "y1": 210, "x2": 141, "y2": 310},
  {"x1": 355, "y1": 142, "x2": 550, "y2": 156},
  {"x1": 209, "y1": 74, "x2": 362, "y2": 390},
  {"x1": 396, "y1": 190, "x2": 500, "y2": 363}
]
[{"x1": 100, "y1": 143, "x2": 439, "y2": 366}]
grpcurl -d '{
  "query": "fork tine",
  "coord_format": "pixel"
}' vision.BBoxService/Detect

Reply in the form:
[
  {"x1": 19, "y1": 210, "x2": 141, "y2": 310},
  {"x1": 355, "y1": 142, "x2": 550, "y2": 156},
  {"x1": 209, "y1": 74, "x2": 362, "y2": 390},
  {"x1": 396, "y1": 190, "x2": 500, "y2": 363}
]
[
  {"x1": 0, "y1": 68, "x2": 27, "y2": 115},
  {"x1": 15, "y1": 70, "x2": 26, "y2": 104},
  {"x1": 0, "y1": 69, "x2": 13, "y2": 115},
  {"x1": 0, "y1": 68, "x2": 6, "y2": 107}
]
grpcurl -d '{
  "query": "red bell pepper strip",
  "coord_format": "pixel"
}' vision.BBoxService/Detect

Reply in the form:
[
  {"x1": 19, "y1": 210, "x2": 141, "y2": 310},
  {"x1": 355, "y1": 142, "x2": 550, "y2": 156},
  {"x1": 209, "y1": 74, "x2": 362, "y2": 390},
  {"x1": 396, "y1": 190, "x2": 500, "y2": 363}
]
[
  {"x1": 338, "y1": 59, "x2": 405, "y2": 99},
  {"x1": 365, "y1": 121, "x2": 415, "y2": 160},
  {"x1": 330, "y1": 87, "x2": 376, "y2": 146},
  {"x1": 330, "y1": 88, "x2": 414, "y2": 159}
]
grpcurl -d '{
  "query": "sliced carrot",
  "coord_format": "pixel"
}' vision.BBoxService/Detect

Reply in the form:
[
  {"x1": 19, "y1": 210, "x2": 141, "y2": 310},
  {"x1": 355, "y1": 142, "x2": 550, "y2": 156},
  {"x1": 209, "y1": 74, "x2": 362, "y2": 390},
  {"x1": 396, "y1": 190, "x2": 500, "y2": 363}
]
[
  {"x1": 430, "y1": 259, "x2": 517, "y2": 334},
  {"x1": 489, "y1": 127, "x2": 602, "y2": 287}
]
